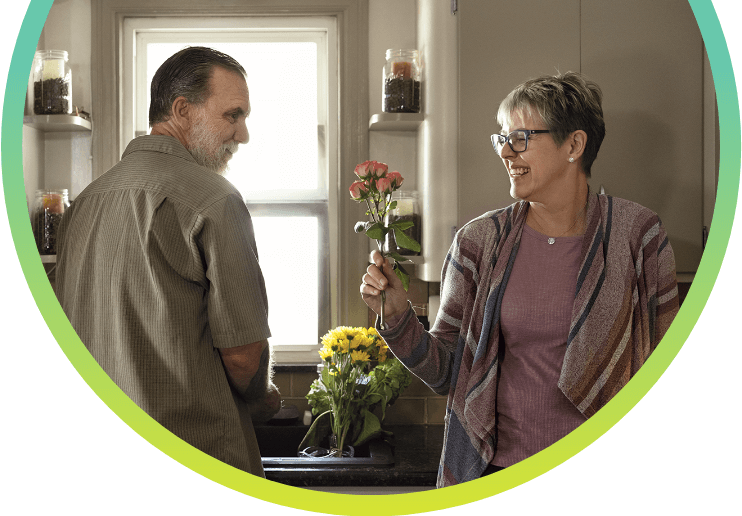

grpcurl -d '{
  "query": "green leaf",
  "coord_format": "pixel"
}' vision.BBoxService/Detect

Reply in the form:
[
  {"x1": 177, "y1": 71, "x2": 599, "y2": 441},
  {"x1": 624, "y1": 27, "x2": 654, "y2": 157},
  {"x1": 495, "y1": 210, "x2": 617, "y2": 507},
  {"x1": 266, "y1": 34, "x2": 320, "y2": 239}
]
[
  {"x1": 390, "y1": 220, "x2": 414, "y2": 231},
  {"x1": 352, "y1": 408, "x2": 382, "y2": 447},
  {"x1": 393, "y1": 227, "x2": 421, "y2": 253},
  {"x1": 388, "y1": 200, "x2": 397, "y2": 210},
  {"x1": 387, "y1": 251, "x2": 411, "y2": 263},
  {"x1": 365, "y1": 222, "x2": 388, "y2": 240},
  {"x1": 394, "y1": 264, "x2": 410, "y2": 292},
  {"x1": 298, "y1": 410, "x2": 332, "y2": 451}
]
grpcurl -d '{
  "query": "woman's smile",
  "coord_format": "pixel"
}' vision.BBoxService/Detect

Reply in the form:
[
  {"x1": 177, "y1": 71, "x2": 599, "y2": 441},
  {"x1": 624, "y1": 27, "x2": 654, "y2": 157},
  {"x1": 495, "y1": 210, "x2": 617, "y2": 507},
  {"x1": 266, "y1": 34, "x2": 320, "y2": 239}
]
[{"x1": 508, "y1": 164, "x2": 530, "y2": 177}]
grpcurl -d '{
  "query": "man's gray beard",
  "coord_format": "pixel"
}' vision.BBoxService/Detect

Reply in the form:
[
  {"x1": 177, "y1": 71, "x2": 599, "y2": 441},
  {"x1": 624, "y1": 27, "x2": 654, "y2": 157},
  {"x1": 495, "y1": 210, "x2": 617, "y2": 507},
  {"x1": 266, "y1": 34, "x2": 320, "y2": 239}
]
[{"x1": 187, "y1": 111, "x2": 237, "y2": 175}]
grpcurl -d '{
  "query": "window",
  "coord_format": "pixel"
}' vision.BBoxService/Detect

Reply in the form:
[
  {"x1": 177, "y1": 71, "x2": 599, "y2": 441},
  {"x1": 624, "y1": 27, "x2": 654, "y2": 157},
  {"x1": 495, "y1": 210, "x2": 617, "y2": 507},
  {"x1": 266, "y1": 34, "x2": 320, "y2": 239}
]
[
  {"x1": 123, "y1": 17, "x2": 339, "y2": 361},
  {"x1": 94, "y1": 1, "x2": 369, "y2": 364}
]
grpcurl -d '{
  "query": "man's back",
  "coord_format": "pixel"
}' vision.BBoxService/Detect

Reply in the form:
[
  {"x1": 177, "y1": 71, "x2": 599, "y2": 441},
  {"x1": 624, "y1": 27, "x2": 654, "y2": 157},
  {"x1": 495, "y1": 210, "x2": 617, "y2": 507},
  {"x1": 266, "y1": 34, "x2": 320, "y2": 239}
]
[{"x1": 56, "y1": 135, "x2": 271, "y2": 474}]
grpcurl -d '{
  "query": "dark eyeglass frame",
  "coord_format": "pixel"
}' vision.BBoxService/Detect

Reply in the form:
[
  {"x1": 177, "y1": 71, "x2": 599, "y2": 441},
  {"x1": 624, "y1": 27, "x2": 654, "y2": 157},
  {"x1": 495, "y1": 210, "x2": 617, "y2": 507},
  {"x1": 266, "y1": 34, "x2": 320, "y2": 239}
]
[{"x1": 491, "y1": 129, "x2": 551, "y2": 154}]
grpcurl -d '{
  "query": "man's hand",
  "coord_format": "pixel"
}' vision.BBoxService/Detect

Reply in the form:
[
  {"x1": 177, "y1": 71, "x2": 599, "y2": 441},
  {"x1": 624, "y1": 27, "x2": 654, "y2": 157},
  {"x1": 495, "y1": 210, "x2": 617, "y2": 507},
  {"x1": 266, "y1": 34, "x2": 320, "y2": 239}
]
[{"x1": 248, "y1": 383, "x2": 282, "y2": 423}]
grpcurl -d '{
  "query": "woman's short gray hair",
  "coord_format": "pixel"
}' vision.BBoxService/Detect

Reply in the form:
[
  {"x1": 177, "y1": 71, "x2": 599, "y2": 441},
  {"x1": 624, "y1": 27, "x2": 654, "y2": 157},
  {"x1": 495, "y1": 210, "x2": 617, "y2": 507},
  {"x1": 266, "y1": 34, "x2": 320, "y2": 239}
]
[
  {"x1": 497, "y1": 72, "x2": 606, "y2": 177},
  {"x1": 149, "y1": 46, "x2": 247, "y2": 127}
]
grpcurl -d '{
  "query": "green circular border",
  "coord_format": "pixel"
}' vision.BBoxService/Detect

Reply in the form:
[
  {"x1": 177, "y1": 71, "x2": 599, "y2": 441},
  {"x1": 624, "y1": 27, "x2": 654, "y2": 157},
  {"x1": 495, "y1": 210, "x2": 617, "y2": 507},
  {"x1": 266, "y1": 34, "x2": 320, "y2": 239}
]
[{"x1": 2, "y1": 0, "x2": 739, "y2": 513}]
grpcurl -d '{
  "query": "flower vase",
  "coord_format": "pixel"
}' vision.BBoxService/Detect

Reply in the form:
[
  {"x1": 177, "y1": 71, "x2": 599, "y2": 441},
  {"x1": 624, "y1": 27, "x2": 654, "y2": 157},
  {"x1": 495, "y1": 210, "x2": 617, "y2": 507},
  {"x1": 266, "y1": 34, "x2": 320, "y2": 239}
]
[{"x1": 328, "y1": 434, "x2": 355, "y2": 458}]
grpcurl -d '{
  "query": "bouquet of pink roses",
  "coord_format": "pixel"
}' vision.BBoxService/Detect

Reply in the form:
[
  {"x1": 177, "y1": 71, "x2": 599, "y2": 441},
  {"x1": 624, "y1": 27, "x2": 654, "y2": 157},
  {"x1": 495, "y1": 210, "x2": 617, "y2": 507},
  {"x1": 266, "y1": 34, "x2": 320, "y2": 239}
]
[{"x1": 349, "y1": 160, "x2": 420, "y2": 326}]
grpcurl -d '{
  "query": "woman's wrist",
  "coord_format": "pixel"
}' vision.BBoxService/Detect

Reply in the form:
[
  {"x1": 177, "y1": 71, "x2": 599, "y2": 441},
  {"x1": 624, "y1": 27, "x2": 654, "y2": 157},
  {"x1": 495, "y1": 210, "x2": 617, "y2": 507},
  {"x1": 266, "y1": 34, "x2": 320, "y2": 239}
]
[{"x1": 382, "y1": 301, "x2": 413, "y2": 329}]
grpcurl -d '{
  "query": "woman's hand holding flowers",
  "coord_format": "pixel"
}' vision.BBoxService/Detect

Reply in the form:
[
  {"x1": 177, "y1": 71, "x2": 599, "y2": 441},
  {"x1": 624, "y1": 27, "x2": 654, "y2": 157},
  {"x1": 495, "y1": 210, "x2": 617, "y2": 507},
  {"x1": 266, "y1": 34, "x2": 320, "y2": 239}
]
[
  {"x1": 361, "y1": 250, "x2": 410, "y2": 322},
  {"x1": 349, "y1": 159, "x2": 420, "y2": 328}
]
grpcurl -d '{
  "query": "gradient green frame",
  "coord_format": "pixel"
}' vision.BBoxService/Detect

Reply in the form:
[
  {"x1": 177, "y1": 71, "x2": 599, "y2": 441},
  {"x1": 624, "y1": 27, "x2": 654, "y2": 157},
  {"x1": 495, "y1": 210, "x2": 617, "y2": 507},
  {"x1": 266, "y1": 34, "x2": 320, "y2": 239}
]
[{"x1": 2, "y1": 0, "x2": 739, "y2": 513}]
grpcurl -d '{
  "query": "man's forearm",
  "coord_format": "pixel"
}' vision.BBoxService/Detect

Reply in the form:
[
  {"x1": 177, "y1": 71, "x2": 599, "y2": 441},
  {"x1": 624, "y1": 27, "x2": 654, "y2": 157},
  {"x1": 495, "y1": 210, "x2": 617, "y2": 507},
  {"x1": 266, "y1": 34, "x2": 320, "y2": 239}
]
[
  {"x1": 238, "y1": 345, "x2": 281, "y2": 422},
  {"x1": 220, "y1": 340, "x2": 281, "y2": 421},
  {"x1": 240, "y1": 343, "x2": 272, "y2": 402}
]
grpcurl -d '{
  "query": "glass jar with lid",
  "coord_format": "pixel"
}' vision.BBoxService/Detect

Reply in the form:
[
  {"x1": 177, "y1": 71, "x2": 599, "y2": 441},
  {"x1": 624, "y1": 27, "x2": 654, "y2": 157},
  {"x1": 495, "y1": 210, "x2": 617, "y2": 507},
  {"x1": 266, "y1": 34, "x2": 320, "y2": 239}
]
[
  {"x1": 32, "y1": 189, "x2": 69, "y2": 255},
  {"x1": 32, "y1": 50, "x2": 72, "y2": 115},
  {"x1": 382, "y1": 49, "x2": 421, "y2": 113}
]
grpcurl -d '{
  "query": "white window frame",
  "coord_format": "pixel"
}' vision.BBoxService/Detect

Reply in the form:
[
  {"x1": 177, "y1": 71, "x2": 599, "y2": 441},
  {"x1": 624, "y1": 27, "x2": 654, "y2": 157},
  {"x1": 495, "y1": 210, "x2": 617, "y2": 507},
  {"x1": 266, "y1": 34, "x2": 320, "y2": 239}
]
[
  {"x1": 92, "y1": 0, "x2": 370, "y2": 365},
  {"x1": 121, "y1": 18, "x2": 337, "y2": 362}
]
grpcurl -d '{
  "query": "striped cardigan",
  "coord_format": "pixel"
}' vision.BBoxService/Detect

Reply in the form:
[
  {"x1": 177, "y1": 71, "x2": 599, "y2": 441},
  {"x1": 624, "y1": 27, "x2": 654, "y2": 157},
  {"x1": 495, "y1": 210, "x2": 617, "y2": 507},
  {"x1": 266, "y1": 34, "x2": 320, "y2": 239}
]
[{"x1": 379, "y1": 194, "x2": 679, "y2": 487}]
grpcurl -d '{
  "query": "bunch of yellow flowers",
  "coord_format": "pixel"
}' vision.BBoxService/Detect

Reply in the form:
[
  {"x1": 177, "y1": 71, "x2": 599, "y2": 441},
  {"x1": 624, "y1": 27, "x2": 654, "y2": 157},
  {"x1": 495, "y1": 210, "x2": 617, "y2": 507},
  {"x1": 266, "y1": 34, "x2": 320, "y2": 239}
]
[
  {"x1": 306, "y1": 325, "x2": 402, "y2": 456},
  {"x1": 318, "y1": 325, "x2": 389, "y2": 371}
]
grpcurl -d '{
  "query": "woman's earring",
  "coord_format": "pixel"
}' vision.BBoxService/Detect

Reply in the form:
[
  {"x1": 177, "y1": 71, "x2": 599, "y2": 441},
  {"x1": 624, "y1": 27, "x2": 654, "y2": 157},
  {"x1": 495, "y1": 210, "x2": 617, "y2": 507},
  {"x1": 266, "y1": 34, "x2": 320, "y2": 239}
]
[{"x1": 568, "y1": 157, "x2": 575, "y2": 163}]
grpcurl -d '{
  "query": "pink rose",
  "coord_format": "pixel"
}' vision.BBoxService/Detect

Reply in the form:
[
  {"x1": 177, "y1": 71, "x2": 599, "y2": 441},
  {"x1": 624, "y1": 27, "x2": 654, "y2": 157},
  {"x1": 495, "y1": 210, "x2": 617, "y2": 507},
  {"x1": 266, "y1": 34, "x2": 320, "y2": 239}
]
[
  {"x1": 349, "y1": 180, "x2": 368, "y2": 200},
  {"x1": 375, "y1": 177, "x2": 392, "y2": 194},
  {"x1": 369, "y1": 161, "x2": 388, "y2": 178},
  {"x1": 354, "y1": 161, "x2": 372, "y2": 179},
  {"x1": 386, "y1": 171, "x2": 404, "y2": 189}
]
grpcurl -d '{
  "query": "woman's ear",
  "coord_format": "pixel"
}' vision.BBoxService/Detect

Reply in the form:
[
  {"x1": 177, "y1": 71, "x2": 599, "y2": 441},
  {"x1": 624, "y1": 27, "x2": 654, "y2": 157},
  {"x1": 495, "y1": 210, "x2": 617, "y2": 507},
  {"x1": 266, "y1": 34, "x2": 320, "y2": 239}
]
[{"x1": 568, "y1": 130, "x2": 587, "y2": 161}]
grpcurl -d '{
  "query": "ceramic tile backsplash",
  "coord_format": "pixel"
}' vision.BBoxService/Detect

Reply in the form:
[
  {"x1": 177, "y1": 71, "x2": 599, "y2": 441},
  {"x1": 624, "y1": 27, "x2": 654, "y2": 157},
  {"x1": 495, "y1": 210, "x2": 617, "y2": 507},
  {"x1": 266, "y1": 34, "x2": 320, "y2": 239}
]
[{"x1": 273, "y1": 368, "x2": 446, "y2": 425}]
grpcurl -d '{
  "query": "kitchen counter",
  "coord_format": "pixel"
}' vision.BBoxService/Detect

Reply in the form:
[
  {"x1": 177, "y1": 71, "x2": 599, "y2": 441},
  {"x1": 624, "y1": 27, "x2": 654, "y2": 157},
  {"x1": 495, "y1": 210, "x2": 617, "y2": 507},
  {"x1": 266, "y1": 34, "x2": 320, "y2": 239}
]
[{"x1": 259, "y1": 424, "x2": 443, "y2": 488}]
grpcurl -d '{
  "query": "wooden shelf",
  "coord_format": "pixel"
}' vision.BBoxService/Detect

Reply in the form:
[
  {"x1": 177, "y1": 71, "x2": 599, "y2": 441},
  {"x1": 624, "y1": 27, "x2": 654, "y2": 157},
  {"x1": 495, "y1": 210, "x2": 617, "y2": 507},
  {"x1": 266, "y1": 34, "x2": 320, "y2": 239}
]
[
  {"x1": 369, "y1": 113, "x2": 423, "y2": 131},
  {"x1": 23, "y1": 114, "x2": 92, "y2": 132}
]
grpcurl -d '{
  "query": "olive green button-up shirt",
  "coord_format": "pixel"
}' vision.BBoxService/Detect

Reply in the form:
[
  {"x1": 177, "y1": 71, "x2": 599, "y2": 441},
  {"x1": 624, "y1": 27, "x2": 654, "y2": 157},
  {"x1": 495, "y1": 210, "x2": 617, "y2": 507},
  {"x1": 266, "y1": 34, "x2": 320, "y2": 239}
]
[{"x1": 56, "y1": 135, "x2": 271, "y2": 475}]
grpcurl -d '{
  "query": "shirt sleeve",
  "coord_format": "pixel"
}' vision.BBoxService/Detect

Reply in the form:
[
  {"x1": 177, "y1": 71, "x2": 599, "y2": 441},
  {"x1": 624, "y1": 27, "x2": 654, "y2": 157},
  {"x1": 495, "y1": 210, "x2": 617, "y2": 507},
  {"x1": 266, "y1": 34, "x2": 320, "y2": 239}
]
[
  {"x1": 379, "y1": 226, "x2": 480, "y2": 395},
  {"x1": 197, "y1": 193, "x2": 272, "y2": 348}
]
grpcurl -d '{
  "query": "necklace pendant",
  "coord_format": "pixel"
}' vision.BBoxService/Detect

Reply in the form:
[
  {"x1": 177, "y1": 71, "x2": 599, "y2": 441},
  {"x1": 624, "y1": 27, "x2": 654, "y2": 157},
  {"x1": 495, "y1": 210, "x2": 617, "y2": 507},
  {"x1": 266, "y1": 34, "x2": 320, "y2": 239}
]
[{"x1": 548, "y1": 237, "x2": 556, "y2": 245}]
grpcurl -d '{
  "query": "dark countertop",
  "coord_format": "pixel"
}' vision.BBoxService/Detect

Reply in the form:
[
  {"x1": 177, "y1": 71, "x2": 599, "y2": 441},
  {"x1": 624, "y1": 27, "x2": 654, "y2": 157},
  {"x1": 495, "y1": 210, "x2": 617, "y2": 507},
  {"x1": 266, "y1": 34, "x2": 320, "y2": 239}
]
[{"x1": 260, "y1": 424, "x2": 443, "y2": 488}]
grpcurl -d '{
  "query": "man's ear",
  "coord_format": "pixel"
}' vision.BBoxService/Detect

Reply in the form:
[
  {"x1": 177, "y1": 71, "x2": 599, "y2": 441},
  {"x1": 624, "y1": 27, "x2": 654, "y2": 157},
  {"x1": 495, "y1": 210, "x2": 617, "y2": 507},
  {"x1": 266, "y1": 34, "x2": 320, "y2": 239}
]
[{"x1": 170, "y1": 96, "x2": 192, "y2": 131}]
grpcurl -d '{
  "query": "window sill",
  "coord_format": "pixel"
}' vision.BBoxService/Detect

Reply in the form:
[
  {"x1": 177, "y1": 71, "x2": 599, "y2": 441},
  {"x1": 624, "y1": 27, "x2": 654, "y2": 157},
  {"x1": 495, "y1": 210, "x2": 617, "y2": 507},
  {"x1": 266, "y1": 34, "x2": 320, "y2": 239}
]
[
  {"x1": 274, "y1": 363, "x2": 320, "y2": 374},
  {"x1": 274, "y1": 345, "x2": 322, "y2": 366}
]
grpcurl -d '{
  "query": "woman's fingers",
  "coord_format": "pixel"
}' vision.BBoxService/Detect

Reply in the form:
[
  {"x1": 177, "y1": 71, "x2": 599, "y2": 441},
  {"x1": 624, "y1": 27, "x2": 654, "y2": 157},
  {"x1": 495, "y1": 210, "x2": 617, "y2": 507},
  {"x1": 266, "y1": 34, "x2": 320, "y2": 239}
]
[{"x1": 361, "y1": 250, "x2": 410, "y2": 318}]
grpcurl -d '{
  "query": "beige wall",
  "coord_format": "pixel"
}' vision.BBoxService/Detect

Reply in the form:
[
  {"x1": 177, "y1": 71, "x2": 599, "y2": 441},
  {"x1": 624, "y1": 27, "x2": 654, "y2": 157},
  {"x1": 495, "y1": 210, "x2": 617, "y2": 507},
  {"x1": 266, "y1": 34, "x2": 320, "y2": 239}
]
[{"x1": 457, "y1": 0, "x2": 711, "y2": 274}]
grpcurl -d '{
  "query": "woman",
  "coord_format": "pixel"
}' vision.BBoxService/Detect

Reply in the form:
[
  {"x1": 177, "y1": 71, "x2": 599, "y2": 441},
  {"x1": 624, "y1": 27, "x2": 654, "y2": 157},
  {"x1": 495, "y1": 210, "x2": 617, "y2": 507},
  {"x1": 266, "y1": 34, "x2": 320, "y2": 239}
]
[{"x1": 360, "y1": 72, "x2": 679, "y2": 488}]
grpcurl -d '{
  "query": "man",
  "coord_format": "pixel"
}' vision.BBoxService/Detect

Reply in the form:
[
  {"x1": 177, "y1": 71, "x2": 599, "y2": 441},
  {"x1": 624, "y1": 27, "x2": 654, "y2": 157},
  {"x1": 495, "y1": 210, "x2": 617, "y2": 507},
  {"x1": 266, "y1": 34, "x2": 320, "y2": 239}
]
[{"x1": 55, "y1": 47, "x2": 280, "y2": 477}]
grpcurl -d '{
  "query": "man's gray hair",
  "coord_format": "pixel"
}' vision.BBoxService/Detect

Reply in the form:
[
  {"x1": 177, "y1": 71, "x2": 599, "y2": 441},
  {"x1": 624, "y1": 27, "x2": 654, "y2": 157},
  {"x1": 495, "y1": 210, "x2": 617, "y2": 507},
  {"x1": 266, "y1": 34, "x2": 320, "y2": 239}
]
[{"x1": 149, "y1": 46, "x2": 246, "y2": 127}]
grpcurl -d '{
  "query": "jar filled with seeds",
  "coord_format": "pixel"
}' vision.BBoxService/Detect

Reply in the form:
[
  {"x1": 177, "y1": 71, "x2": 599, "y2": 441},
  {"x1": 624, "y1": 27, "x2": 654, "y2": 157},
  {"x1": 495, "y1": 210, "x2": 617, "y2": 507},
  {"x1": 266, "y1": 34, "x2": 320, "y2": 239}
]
[
  {"x1": 32, "y1": 50, "x2": 72, "y2": 115},
  {"x1": 382, "y1": 49, "x2": 421, "y2": 113},
  {"x1": 32, "y1": 189, "x2": 69, "y2": 255}
]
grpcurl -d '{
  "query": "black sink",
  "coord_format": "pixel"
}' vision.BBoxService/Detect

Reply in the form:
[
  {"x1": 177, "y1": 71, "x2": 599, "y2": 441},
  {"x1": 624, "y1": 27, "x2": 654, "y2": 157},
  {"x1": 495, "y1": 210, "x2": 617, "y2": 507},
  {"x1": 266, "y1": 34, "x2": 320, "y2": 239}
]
[{"x1": 253, "y1": 423, "x2": 394, "y2": 468}]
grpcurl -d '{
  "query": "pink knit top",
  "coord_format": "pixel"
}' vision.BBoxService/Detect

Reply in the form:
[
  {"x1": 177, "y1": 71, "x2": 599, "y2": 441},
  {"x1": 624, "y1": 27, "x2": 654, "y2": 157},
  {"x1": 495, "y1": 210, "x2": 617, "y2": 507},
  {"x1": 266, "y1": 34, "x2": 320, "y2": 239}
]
[{"x1": 493, "y1": 224, "x2": 587, "y2": 467}]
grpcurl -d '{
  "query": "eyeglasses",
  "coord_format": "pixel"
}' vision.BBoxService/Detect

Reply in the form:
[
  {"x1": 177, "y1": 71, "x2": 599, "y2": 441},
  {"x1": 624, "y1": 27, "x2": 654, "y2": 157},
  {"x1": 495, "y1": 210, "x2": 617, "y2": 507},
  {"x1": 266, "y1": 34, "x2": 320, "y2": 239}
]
[{"x1": 491, "y1": 130, "x2": 551, "y2": 154}]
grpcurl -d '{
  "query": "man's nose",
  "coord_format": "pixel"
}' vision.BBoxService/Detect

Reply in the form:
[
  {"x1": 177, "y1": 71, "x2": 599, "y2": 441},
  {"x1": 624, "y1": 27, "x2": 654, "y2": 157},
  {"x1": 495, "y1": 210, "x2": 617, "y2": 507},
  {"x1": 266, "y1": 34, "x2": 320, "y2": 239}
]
[{"x1": 235, "y1": 119, "x2": 249, "y2": 144}]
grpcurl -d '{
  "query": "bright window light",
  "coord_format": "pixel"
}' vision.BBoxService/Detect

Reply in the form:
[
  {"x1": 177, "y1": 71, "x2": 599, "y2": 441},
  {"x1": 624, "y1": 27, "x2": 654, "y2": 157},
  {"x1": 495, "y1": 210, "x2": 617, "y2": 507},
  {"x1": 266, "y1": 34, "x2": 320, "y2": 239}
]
[
  {"x1": 252, "y1": 216, "x2": 319, "y2": 346},
  {"x1": 145, "y1": 42, "x2": 321, "y2": 195}
]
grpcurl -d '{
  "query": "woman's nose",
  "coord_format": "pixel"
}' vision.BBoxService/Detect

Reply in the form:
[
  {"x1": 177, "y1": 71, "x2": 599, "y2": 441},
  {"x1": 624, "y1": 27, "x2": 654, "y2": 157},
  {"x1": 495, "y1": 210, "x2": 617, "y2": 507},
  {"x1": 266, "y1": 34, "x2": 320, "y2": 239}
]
[{"x1": 499, "y1": 142, "x2": 517, "y2": 160}]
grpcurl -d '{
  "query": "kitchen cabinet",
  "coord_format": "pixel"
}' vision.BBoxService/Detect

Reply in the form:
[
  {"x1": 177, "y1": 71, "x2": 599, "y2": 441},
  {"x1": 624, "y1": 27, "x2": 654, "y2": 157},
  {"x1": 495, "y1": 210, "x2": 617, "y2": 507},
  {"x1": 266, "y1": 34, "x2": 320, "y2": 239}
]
[{"x1": 457, "y1": 0, "x2": 714, "y2": 274}]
